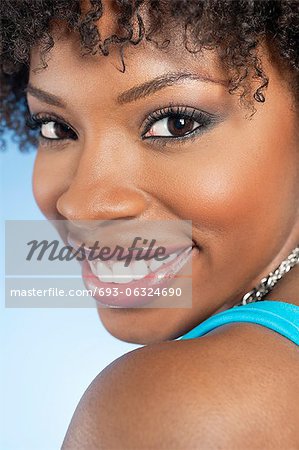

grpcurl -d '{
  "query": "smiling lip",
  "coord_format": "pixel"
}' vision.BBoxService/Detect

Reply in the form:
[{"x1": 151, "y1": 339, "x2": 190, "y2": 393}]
[
  {"x1": 67, "y1": 233, "x2": 190, "y2": 261},
  {"x1": 81, "y1": 245, "x2": 196, "y2": 307}
]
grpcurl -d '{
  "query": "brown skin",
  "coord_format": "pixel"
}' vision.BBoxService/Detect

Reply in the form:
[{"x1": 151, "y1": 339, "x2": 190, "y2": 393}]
[
  {"x1": 27, "y1": 8, "x2": 299, "y2": 449},
  {"x1": 61, "y1": 324, "x2": 299, "y2": 449}
]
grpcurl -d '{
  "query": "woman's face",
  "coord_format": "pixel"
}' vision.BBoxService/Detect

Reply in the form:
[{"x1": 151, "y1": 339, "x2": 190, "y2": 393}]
[{"x1": 27, "y1": 14, "x2": 299, "y2": 344}]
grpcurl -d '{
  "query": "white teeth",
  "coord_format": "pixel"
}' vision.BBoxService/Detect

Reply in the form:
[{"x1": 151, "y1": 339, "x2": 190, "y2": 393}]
[
  {"x1": 149, "y1": 253, "x2": 177, "y2": 271},
  {"x1": 131, "y1": 259, "x2": 149, "y2": 280},
  {"x1": 149, "y1": 257, "x2": 165, "y2": 272},
  {"x1": 90, "y1": 260, "x2": 98, "y2": 276},
  {"x1": 165, "y1": 253, "x2": 177, "y2": 263},
  {"x1": 111, "y1": 261, "x2": 134, "y2": 284},
  {"x1": 89, "y1": 249, "x2": 182, "y2": 283},
  {"x1": 95, "y1": 261, "x2": 114, "y2": 282}
]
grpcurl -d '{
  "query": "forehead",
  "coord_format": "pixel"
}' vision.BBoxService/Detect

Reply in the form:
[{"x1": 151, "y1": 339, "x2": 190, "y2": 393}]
[
  {"x1": 29, "y1": 19, "x2": 227, "y2": 105},
  {"x1": 29, "y1": 0, "x2": 228, "y2": 88}
]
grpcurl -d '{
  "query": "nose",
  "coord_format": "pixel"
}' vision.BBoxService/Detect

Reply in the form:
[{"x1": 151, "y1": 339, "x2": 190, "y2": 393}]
[
  {"x1": 56, "y1": 143, "x2": 149, "y2": 224},
  {"x1": 57, "y1": 181, "x2": 148, "y2": 222}
]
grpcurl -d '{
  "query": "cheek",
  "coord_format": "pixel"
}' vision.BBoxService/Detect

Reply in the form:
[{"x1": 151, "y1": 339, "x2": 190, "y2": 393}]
[
  {"x1": 147, "y1": 116, "x2": 298, "y2": 301},
  {"x1": 155, "y1": 114, "x2": 298, "y2": 253}
]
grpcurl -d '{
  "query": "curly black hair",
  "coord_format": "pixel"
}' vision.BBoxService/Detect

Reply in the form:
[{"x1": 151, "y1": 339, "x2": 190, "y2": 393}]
[{"x1": 1, "y1": 0, "x2": 298, "y2": 151}]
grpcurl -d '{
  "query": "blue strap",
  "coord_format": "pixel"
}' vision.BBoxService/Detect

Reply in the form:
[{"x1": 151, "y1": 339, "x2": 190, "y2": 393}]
[{"x1": 178, "y1": 301, "x2": 299, "y2": 345}]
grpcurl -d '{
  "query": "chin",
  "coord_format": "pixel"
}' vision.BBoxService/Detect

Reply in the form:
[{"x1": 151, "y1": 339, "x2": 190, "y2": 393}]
[{"x1": 96, "y1": 306, "x2": 181, "y2": 345}]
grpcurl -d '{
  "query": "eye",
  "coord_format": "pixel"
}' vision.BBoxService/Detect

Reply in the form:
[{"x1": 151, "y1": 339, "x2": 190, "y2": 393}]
[
  {"x1": 142, "y1": 106, "x2": 216, "y2": 140},
  {"x1": 26, "y1": 114, "x2": 78, "y2": 141},
  {"x1": 40, "y1": 121, "x2": 77, "y2": 140},
  {"x1": 145, "y1": 116, "x2": 197, "y2": 138}
]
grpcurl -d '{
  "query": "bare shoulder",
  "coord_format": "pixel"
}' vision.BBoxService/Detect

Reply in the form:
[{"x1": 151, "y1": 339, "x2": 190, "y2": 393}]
[{"x1": 62, "y1": 323, "x2": 299, "y2": 450}]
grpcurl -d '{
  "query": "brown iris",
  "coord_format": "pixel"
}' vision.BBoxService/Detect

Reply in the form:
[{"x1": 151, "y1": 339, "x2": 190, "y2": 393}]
[
  {"x1": 167, "y1": 116, "x2": 195, "y2": 137},
  {"x1": 50, "y1": 122, "x2": 76, "y2": 140}
]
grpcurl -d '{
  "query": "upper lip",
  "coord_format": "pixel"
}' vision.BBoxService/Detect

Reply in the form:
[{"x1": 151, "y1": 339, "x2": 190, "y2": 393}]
[{"x1": 67, "y1": 233, "x2": 194, "y2": 261}]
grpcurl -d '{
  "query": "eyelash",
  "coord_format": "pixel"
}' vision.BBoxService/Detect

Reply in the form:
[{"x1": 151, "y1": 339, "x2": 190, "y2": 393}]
[
  {"x1": 26, "y1": 113, "x2": 78, "y2": 147},
  {"x1": 25, "y1": 106, "x2": 218, "y2": 149},
  {"x1": 141, "y1": 105, "x2": 217, "y2": 145}
]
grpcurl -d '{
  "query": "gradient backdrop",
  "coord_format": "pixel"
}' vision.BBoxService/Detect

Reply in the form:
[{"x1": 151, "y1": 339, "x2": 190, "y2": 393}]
[{"x1": 0, "y1": 136, "x2": 139, "y2": 450}]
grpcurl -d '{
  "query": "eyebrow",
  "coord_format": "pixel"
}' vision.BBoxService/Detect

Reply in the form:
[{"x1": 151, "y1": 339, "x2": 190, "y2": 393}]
[
  {"x1": 117, "y1": 72, "x2": 228, "y2": 105},
  {"x1": 25, "y1": 71, "x2": 228, "y2": 108},
  {"x1": 25, "y1": 84, "x2": 66, "y2": 108}
]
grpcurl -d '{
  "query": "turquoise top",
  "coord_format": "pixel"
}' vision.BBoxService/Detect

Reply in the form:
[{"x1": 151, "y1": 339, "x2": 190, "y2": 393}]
[{"x1": 178, "y1": 301, "x2": 299, "y2": 346}]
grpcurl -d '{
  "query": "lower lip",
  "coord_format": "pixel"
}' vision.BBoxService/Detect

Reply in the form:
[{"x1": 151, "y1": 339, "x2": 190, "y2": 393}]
[{"x1": 81, "y1": 246, "x2": 197, "y2": 308}]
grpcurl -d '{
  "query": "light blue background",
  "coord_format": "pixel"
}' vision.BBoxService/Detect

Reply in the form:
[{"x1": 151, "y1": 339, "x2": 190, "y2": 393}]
[{"x1": 0, "y1": 139, "x2": 139, "y2": 450}]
